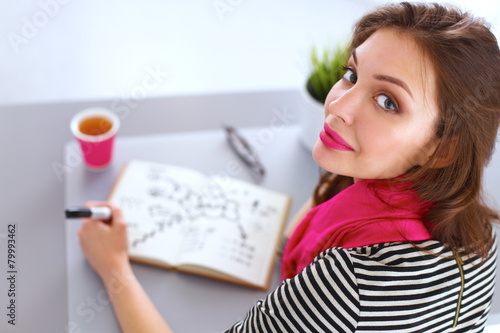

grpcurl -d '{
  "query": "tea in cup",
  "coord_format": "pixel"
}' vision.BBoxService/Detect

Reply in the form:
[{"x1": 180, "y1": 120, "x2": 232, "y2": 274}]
[{"x1": 70, "y1": 108, "x2": 120, "y2": 171}]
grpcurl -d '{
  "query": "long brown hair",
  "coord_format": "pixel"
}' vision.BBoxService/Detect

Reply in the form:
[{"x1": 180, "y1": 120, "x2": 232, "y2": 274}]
[{"x1": 313, "y1": 2, "x2": 500, "y2": 258}]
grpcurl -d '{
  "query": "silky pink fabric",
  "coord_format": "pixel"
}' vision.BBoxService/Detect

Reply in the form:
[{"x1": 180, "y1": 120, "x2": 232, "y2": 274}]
[{"x1": 281, "y1": 179, "x2": 434, "y2": 280}]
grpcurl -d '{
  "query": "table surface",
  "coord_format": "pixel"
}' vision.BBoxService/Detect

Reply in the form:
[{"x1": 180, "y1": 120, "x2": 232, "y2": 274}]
[
  {"x1": 65, "y1": 125, "x2": 319, "y2": 332},
  {"x1": 1, "y1": 89, "x2": 500, "y2": 332},
  {"x1": 0, "y1": 89, "x2": 305, "y2": 332}
]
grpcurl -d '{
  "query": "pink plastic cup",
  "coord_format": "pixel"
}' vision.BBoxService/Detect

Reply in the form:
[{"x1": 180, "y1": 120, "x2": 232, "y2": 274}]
[{"x1": 70, "y1": 108, "x2": 120, "y2": 171}]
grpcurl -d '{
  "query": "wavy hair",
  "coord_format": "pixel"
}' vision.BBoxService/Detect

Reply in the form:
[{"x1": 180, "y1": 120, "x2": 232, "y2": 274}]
[{"x1": 313, "y1": 2, "x2": 500, "y2": 258}]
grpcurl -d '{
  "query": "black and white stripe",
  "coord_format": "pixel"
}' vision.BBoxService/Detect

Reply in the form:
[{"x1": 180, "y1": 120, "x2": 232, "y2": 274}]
[{"x1": 225, "y1": 237, "x2": 496, "y2": 333}]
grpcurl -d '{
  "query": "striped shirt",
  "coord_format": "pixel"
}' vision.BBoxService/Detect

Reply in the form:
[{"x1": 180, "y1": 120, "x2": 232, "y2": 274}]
[{"x1": 225, "y1": 238, "x2": 497, "y2": 332}]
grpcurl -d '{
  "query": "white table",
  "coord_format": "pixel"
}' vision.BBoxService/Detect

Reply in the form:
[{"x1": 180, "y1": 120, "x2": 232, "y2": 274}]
[{"x1": 65, "y1": 125, "x2": 319, "y2": 332}]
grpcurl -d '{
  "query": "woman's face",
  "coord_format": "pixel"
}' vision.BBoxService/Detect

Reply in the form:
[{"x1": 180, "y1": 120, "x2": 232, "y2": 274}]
[{"x1": 312, "y1": 28, "x2": 440, "y2": 181}]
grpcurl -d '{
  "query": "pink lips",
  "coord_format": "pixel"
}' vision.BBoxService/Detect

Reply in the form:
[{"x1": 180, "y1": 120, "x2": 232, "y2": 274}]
[{"x1": 319, "y1": 123, "x2": 354, "y2": 151}]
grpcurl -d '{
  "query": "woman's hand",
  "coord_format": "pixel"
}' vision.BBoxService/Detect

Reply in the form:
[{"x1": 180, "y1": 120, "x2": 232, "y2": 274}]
[
  {"x1": 77, "y1": 202, "x2": 174, "y2": 333},
  {"x1": 78, "y1": 201, "x2": 131, "y2": 282}
]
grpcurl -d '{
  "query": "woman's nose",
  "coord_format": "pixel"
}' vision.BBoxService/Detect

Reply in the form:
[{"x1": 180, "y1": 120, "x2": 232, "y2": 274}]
[{"x1": 327, "y1": 89, "x2": 357, "y2": 125}]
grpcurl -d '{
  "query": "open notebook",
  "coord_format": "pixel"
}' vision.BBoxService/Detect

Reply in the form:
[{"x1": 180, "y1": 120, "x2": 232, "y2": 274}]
[{"x1": 108, "y1": 160, "x2": 291, "y2": 290}]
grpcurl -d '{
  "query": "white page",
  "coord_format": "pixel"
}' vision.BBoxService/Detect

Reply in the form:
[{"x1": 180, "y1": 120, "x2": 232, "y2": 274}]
[
  {"x1": 177, "y1": 175, "x2": 289, "y2": 286},
  {"x1": 109, "y1": 160, "x2": 209, "y2": 266}
]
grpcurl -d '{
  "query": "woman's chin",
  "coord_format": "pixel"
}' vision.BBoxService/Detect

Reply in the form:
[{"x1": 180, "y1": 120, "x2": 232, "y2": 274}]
[
  {"x1": 311, "y1": 139, "x2": 324, "y2": 162},
  {"x1": 312, "y1": 139, "x2": 356, "y2": 178},
  {"x1": 312, "y1": 139, "x2": 335, "y2": 170}
]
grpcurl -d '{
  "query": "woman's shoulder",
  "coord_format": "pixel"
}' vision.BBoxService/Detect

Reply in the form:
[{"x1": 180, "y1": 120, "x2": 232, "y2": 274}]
[
  {"x1": 319, "y1": 240, "x2": 447, "y2": 261},
  {"x1": 317, "y1": 231, "x2": 497, "y2": 270}
]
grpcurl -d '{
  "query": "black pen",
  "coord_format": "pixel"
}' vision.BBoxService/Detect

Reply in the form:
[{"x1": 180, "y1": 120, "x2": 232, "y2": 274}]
[{"x1": 65, "y1": 206, "x2": 112, "y2": 220}]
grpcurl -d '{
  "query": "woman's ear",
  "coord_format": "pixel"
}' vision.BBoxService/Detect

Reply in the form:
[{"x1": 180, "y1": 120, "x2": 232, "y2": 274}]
[{"x1": 426, "y1": 136, "x2": 458, "y2": 169}]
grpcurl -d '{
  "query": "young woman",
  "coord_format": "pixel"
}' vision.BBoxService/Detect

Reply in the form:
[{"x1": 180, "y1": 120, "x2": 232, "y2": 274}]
[{"x1": 78, "y1": 2, "x2": 500, "y2": 332}]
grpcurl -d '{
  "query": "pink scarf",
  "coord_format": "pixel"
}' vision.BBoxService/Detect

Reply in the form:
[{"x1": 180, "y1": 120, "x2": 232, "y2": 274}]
[{"x1": 281, "y1": 179, "x2": 434, "y2": 280}]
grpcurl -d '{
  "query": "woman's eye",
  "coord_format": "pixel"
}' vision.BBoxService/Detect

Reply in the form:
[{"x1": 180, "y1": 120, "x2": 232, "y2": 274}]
[
  {"x1": 342, "y1": 67, "x2": 357, "y2": 84},
  {"x1": 375, "y1": 94, "x2": 398, "y2": 113}
]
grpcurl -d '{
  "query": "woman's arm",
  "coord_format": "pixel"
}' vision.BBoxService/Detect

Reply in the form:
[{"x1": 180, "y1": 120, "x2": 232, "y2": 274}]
[
  {"x1": 225, "y1": 248, "x2": 359, "y2": 333},
  {"x1": 100, "y1": 266, "x2": 173, "y2": 333},
  {"x1": 284, "y1": 197, "x2": 314, "y2": 238},
  {"x1": 78, "y1": 202, "x2": 173, "y2": 333}
]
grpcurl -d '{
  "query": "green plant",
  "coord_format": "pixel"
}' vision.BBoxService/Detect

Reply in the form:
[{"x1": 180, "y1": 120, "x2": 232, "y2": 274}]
[{"x1": 307, "y1": 43, "x2": 349, "y2": 103}]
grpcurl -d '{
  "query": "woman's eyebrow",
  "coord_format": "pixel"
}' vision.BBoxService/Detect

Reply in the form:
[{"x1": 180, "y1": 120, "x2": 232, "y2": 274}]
[
  {"x1": 373, "y1": 75, "x2": 414, "y2": 100},
  {"x1": 352, "y1": 48, "x2": 414, "y2": 100}
]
